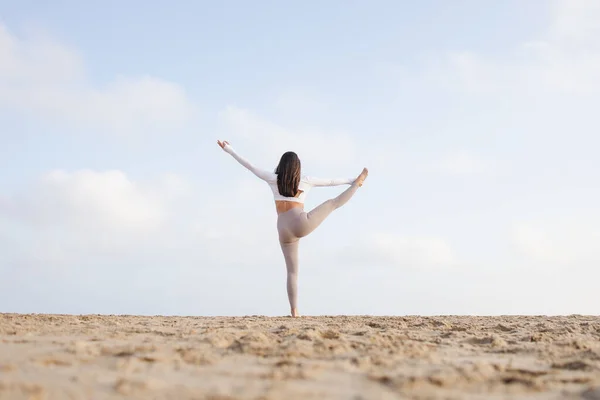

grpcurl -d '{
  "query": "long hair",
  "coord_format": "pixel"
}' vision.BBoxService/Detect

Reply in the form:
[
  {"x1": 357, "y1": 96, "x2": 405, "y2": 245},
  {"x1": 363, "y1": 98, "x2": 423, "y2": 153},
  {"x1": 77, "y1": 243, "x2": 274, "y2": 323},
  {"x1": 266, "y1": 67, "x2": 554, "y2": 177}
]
[{"x1": 275, "y1": 151, "x2": 301, "y2": 197}]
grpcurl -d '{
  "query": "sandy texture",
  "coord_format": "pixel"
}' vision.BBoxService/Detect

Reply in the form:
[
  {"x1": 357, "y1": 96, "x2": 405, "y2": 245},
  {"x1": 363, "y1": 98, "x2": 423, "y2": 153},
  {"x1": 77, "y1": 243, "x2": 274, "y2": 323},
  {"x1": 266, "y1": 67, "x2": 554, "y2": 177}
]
[{"x1": 1, "y1": 314, "x2": 600, "y2": 399}]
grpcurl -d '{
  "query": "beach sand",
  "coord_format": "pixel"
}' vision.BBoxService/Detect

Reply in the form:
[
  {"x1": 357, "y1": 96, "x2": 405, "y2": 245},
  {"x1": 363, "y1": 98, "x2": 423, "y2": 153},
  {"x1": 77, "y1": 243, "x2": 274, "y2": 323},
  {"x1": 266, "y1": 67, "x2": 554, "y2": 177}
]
[{"x1": 1, "y1": 314, "x2": 599, "y2": 399}]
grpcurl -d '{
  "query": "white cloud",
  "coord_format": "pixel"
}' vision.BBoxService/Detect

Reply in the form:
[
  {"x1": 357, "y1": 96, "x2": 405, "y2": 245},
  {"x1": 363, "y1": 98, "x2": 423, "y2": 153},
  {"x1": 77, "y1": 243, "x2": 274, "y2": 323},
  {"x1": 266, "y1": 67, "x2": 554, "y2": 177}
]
[
  {"x1": 550, "y1": 0, "x2": 600, "y2": 44},
  {"x1": 429, "y1": 0, "x2": 600, "y2": 95},
  {"x1": 513, "y1": 216, "x2": 600, "y2": 266},
  {"x1": 5, "y1": 169, "x2": 168, "y2": 232},
  {"x1": 0, "y1": 170, "x2": 192, "y2": 273},
  {"x1": 343, "y1": 232, "x2": 458, "y2": 269},
  {"x1": 218, "y1": 106, "x2": 358, "y2": 167},
  {"x1": 0, "y1": 23, "x2": 195, "y2": 134}
]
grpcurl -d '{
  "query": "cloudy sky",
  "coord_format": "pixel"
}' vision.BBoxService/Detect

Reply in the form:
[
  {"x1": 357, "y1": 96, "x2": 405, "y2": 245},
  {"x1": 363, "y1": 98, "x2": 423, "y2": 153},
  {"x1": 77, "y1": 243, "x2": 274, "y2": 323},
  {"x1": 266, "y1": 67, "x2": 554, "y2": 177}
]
[{"x1": 1, "y1": 0, "x2": 599, "y2": 316}]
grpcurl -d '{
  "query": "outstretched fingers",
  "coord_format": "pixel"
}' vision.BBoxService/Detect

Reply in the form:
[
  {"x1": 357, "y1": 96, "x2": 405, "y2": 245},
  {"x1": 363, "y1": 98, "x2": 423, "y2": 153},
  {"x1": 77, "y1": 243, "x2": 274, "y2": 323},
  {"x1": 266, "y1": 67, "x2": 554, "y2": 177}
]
[{"x1": 217, "y1": 140, "x2": 230, "y2": 149}]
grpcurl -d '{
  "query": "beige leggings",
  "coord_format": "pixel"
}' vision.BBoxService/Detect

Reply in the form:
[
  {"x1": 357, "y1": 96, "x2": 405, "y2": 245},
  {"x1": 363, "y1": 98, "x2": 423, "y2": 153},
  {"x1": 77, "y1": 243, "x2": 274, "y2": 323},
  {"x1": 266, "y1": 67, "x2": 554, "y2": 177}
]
[{"x1": 276, "y1": 183, "x2": 360, "y2": 310}]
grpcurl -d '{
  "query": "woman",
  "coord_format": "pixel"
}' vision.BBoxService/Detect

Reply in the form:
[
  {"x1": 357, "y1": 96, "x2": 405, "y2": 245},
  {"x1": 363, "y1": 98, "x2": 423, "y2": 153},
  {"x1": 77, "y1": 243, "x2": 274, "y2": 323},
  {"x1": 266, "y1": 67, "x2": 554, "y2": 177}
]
[{"x1": 217, "y1": 140, "x2": 368, "y2": 317}]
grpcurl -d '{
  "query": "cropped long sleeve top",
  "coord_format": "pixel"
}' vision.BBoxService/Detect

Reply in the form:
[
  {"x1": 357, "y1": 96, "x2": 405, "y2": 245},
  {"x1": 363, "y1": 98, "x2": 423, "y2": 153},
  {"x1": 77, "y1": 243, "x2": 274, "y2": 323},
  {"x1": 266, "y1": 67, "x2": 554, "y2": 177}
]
[{"x1": 223, "y1": 144, "x2": 354, "y2": 203}]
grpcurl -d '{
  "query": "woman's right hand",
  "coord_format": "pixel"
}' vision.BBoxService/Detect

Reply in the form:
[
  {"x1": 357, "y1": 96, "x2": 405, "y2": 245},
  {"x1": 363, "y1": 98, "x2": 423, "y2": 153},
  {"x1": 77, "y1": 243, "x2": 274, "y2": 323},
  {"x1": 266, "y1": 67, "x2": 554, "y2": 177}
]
[{"x1": 217, "y1": 140, "x2": 230, "y2": 150}]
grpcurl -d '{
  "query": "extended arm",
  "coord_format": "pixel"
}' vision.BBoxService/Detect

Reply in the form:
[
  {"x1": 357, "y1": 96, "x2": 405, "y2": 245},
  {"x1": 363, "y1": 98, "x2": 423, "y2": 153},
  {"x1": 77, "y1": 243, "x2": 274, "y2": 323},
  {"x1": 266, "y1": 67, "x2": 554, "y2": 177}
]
[
  {"x1": 222, "y1": 143, "x2": 275, "y2": 182},
  {"x1": 304, "y1": 176, "x2": 354, "y2": 187}
]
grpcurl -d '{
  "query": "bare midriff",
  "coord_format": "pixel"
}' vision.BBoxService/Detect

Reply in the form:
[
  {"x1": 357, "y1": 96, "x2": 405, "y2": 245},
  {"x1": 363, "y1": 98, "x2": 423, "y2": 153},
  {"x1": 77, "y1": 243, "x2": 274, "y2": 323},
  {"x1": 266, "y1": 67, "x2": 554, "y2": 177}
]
[{"x1": 275, "y1": 200, "x2": 303, "y2": 214}]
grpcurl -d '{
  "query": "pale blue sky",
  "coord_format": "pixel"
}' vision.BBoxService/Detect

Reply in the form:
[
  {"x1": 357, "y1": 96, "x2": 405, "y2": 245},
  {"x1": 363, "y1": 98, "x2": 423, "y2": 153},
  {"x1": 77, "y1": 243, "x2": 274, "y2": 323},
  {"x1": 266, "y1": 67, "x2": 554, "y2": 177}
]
[{"x1": 1, "y1": 0, "x2": 599, "y2": 316}]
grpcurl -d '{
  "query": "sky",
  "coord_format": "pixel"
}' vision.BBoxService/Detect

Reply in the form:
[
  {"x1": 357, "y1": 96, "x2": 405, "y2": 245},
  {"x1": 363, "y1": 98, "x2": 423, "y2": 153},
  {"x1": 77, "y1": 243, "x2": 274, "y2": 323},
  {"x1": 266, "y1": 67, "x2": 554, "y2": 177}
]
[{"x1": 1, "y1": 0, "x2": 599, "y2": 316}]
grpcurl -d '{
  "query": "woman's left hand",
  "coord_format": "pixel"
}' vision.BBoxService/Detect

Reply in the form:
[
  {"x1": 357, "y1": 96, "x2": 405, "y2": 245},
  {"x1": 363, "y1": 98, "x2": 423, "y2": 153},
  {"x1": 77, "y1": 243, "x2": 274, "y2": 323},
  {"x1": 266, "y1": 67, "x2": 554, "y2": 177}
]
[{"x1": 217, "y1": 140, "x2": 230, "y2": 150}]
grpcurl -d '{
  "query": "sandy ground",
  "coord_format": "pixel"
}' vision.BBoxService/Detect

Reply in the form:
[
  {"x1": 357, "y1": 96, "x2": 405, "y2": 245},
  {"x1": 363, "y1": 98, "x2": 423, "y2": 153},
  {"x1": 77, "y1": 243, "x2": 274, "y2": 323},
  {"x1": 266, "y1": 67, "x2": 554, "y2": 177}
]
[{"x1": 1, "y1": 314, "x2": 600, "y2": 400}]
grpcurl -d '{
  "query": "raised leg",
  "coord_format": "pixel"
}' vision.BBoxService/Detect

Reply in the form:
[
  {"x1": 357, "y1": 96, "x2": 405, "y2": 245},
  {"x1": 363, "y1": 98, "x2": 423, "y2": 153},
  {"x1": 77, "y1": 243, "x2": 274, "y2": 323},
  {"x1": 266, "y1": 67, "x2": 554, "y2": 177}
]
[
  {"x1": 297, "y1": 182, "x2": 361, "y2": 237},
  {"x1": 280, "y1": 239, "x2": 300, "y2": 317}
]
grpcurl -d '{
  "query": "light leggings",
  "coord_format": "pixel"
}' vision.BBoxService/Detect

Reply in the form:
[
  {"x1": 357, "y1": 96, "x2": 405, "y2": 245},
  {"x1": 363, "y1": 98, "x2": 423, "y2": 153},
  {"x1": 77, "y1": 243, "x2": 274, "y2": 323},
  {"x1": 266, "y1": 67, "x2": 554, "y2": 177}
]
[{"x1": 276, "y1": 182, "x2": 360, "y2": 310}]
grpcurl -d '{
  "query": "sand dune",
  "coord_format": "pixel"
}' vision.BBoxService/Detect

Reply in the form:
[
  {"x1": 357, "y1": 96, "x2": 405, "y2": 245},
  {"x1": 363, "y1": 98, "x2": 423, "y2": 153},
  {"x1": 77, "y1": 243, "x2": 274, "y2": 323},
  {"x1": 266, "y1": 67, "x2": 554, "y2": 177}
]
[{"x1": 1, "y1": 314, "x2": 599, "y2": 399}]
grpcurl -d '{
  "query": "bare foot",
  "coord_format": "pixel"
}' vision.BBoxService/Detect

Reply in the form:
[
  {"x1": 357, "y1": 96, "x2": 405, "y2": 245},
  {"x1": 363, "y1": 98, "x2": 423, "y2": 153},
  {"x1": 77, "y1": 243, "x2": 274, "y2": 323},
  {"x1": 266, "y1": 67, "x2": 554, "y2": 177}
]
[
  {"x1": 355, "y1": 167, "x2": 369, "y2": 187},
  {"x1": 291, "y1": 308, "x2": 300, "y2": 318}
]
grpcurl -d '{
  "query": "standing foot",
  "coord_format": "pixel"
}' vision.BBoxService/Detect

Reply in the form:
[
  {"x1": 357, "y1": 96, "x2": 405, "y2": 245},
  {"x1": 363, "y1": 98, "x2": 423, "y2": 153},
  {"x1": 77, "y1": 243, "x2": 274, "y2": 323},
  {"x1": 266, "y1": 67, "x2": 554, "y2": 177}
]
[
  {"x1": 354, "y1": 168, "x2": 369, "y2": 187},
  {"x1": 291, "y1": 308, "x2": 300, "y2": 318}
]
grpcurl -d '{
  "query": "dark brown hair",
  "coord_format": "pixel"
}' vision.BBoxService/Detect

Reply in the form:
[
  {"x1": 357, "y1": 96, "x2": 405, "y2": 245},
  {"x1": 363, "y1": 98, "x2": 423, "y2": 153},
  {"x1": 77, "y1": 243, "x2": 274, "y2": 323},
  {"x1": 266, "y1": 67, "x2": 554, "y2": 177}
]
[{"x1": 275, "y1": 151, "x2": 301, "y2": 197}]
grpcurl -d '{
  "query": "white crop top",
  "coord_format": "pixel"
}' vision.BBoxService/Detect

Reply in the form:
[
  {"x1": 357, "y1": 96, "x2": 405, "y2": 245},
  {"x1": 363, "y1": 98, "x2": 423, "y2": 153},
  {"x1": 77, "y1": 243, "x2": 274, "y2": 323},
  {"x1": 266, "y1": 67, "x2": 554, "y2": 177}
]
[{"x1": 224, "y1": 144, "x2": 354, "y2": 203}]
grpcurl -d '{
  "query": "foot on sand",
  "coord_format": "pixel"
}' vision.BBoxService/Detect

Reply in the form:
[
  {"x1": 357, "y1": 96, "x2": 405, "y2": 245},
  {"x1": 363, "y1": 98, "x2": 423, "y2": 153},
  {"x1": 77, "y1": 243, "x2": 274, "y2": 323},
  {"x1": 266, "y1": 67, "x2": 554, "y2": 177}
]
[{"x1": 291, "y1": 308, "x2": 300, "y2": 318}]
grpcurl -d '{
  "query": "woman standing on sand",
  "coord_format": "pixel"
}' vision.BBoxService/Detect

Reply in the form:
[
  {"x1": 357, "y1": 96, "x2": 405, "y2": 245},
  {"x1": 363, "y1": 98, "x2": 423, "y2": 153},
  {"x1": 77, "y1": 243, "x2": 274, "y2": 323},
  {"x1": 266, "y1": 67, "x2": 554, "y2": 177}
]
[{"x1": 217, "y1": 140, "x2": 368, "y2": 317}]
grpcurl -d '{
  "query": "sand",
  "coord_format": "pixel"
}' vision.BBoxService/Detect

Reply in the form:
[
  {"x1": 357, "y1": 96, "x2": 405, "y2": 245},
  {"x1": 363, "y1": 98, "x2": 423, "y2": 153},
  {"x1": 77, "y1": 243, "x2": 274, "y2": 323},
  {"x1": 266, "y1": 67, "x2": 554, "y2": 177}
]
[{"x1": 1, "y1": 314, "x2": 599, "y2": 399}]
